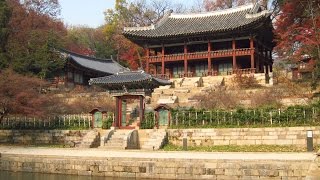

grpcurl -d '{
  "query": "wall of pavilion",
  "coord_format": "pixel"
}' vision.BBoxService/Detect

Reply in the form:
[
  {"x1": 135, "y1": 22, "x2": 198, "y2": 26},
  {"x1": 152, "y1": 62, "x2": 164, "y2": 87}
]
[{"x1": 123, "y1": 3, "x2": 274, "y2": 79}]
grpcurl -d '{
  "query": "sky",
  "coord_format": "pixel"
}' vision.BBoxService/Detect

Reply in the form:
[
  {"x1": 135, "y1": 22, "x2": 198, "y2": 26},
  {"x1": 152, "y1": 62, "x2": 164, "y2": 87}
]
[
  {"x1": 59, "y1": 0, "x2": 196, "y2": 28},
  {"x1": 59, "y1": 0, "x2": 115, "y2": 28}
]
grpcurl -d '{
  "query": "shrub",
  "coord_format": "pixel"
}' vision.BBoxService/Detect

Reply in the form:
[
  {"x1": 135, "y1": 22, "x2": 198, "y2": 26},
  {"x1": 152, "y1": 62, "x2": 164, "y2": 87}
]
[
  {"x1": 194, "y1": 86, "x2": 240, "y2": 110},
  {"x1": 231, "y1": 73, "x2": 260, "y2": 89}
]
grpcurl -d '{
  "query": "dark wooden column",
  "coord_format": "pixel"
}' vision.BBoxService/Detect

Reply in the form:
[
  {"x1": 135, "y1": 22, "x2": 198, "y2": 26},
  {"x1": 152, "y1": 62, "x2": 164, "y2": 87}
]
[
  {"x1": 250, "y1": 37, "x2": 255, "y2": 71},
  {"x1": 184, "y1": 42, "x2": 188, "y2": 75},
  {"x1": 208, "y1": 41, "x2": 212, "y2": 73},
  {"x1": 265, "y1": 48, "x2": 268, "y2": 65},
  {"x1": 161, "y1": 44, "x2": 165, "y2": 75},
  {"x1": 232, "y1": 39, "x2": 236, "y2": 70},
  {"x1": 139, "y1": 95, "x2": 144, "y2": 127},
  {"x1": 265, "y1": 64, "x2": 269, "y2": 75},
  {"x1": 256, "y1": 43, "x2": 260, "y2": 73},
  {"x1": 155, "y1": 65, "x2": 157, "y2": 75},
  {"x1": 64, "y1": 63, "x2": 68, "y2": 87},
  {"x1": 115, "y1": 97, "x2": 121, "y2": 128},
  {"x1": 145, "y1": 48, "x2": 150, "y2": 73}
]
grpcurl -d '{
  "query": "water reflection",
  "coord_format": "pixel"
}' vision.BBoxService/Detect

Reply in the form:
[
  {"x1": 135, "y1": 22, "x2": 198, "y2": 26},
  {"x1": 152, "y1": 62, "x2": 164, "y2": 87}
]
[{"x1": 0, "y1": 171, "x2": 135, "y2": 180}]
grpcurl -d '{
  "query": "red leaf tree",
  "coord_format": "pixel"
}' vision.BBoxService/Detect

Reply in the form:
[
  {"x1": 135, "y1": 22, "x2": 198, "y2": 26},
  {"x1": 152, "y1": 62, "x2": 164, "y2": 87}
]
[{"x1": 0, "y1": 69, "x2": 58, "y2": 122}]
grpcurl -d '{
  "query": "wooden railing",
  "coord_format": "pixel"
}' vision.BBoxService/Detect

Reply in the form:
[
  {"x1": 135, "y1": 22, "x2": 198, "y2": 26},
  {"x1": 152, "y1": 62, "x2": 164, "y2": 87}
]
[
  {"x1": 147, "y1": 48, "x2": 254, "y2": 62},
  {"x1": 188, "y1": 51, "x2": 208, "y2": 60},
  {"x1": 211, "y1": 49, "x2": 233, "y2": 57},
  {"x1": 149, "y1": 55, "x2": 162, "y2": 62},
  {"x1": 164, "y1": 53, "x2": 184, "y2": 61},
  {"x1": 152, "y1": 68, "x2": 256, "y2": 79},
  {"x1": 202, "y1": 71, "x2": 219, "y2": 77},
  {"x1": 235, "y1": 48, "x2": 253, "y2": 55}
]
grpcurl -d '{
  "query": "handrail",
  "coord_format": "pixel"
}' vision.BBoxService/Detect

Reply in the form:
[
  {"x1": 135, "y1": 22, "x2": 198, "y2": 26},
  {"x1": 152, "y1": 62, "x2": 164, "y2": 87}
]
[{"x1": 147, "y1": 48, "x2": 254, "y2": 62}]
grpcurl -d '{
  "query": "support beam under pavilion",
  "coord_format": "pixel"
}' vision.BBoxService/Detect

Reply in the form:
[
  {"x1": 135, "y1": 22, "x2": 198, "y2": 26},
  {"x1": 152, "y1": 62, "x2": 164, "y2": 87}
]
[
  {"x1": 232, "y1": 39, "x2": 236, "y2": 70},
  {"x1": 161, "y1": 44, "x2": 165, "y2": 75},
  {"x1": 184, "y1": 42, "x2": 188, "y2": 75},
  {"x1": 208, "y1": 41, "x2": 212, "y2": 73},
  {"x1": 145, "y1": 48, "x2": 150, "y2": 73},
  {"x1": 250, "y1": 37, "x2": 255, "y2": 70}
]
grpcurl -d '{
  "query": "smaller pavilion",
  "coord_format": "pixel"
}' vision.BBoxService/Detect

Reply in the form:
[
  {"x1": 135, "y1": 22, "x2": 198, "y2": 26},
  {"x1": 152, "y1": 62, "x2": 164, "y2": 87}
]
[{"x1": 89, "y1": 71, "x2": 171, "y2": 129}]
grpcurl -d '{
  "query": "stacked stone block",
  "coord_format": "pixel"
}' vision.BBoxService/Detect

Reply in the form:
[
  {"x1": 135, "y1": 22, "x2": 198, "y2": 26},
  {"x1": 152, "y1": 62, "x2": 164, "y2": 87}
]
[
  {"x1": 0, "y1": 153, "x2": 315, "y2": 179},
  {"x1": 168, "y1": 127, "x2": 320, "y2": 147}
]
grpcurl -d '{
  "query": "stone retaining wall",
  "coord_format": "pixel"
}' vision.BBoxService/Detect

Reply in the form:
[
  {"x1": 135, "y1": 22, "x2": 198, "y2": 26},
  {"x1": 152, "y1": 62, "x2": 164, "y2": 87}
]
[
  {"x1": 168, "y1": 127, "x2": 320, "y2": 147},
  {"x1": 0, "y1": 153, "x2": 316, "y2": 179},
  {"x1": 0, "y1": 130, "x2": 90, "y2": 145}
]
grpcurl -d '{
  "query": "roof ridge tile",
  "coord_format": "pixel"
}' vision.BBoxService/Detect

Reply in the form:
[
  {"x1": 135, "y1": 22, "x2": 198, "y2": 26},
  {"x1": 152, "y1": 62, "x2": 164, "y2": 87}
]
[{"x1": 170, "y1": 3, "x2": 253, "y2": 19}]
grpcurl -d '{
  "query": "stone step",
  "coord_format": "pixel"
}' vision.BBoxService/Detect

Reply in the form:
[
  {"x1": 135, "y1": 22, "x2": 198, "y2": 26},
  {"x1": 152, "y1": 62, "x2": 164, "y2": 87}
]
[
  {"x1": 105, "y1": 143, "x2": 123, "y2": 147},
  {"x1": 108, "y1": 139, "x2": 123, "y2": 143},
  {"x1": 101, "y1": 145, "x2": 125, "y2": 150}
]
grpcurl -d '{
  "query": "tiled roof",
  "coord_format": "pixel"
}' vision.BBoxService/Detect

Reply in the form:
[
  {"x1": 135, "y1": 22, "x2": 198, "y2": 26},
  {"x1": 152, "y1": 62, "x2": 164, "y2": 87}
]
[
  {"x1": 89, "y1": 70, "x2": 171, "y2": 87},
  {"x1": 123, "y1": 3, "x2": 271, "y2": 39},
  {"x1": 63, "y1": 50, "x2": 128, "y2": 75}
]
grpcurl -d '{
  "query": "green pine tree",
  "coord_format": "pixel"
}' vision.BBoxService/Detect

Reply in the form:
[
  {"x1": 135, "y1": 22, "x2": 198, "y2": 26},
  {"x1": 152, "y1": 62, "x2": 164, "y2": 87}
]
[{"x1": 0, "y1": 0, "x2": 11, "y2": 69}]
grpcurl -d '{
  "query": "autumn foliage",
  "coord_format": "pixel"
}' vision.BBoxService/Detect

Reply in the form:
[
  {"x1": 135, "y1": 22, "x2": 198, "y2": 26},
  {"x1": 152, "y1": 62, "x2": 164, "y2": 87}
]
[
  {"x1": 0, "y1": 69, "x2": 57, "y2": 122},
  {"x1": 275, "y1": 0, "x2": 320, "y2": 62}
]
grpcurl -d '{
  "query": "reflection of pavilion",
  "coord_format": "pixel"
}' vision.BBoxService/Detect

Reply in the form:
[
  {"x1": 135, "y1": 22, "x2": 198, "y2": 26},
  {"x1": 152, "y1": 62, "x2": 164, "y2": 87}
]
[{"x1": 89, "y1": 71, "x2": 171, "y2": 129}]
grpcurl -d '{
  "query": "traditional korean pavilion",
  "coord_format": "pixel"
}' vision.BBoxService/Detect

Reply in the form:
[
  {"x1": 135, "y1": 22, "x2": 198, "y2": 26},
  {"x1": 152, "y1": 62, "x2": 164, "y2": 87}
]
[
  {"x1": 89, "y1": 70, "x2": 171, "y2": 128},
  {"x1": 123, "y1": 3, "x2": 274, "y2": 78},
  {"x1": 61, "y1": 50, "x2": 128, "y2": 87}
]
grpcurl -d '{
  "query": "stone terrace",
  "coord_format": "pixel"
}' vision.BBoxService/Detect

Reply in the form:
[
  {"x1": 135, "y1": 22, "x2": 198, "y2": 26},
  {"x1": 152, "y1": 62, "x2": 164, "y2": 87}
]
[{"x1": 0, "y1": 146, "x2": 319, "y2": 179}]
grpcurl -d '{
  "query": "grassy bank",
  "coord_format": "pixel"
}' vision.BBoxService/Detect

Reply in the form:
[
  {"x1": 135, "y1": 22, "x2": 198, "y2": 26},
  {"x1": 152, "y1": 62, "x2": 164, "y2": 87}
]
[{"x1": 162, "y1": 144, "x2": 320, "y2": 152}]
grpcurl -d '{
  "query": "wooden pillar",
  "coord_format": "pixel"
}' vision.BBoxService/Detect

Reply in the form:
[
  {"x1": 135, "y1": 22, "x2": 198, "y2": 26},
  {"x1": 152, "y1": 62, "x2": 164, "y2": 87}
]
[
  {"x1": 265, "y1": 64, "x2": 269, "y2": 75},
  {"x1": 139, "y1": 96, "x2": 144, "y2": 127},
  {"x1": 265, "y1": 49, "x2": 268, "y2": 65},
  {"x1": 161, "y1": 45, "x2": 165, "y2": 75},
  {"x1": 232, "y1": 39, "x2": 236, "y2": 70},
  {"x1": 250, "y1": 37, "x2": 255, "y2": 71},
  {"x1": 155, "y1": 65, "x2": 157, "y2": 75},
  {"x1": 65, "y1": 64, "x2": 68, "y2": 87},
  {"x1": 256, "y1": 43, "x2": 260, "y2": 73},
  {"x1": 184, "y1": 42, "x2": 188, "y2": 75},
  {"x1": 208, "y1": 41, "x2": 212, "y2": 73},
  {"x1": 115, "y1": 97, "x2": 121, "y2": 128},
  {"x1": 145, "y1": 48, "x2": 150, "y2": 73},
  {"x1": 269, "y1": 51, "x2": 273, "y2": 72}
]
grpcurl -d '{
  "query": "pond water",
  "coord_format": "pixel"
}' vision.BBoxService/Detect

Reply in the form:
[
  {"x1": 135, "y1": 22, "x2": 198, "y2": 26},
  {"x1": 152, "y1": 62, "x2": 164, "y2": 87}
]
[{"x1": 0, "y1": 171, "x2": 136, "y2": 180}]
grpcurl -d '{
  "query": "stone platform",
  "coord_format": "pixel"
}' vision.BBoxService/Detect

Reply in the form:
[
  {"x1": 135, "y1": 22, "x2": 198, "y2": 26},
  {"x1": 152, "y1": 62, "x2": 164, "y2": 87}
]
[{"x1": 0, "y1": 146, "x2": 319, "y2": 179}]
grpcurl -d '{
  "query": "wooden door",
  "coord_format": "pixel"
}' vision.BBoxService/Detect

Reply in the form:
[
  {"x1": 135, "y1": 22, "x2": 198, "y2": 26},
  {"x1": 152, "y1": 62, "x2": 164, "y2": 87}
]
[
  {"x1": 159, "y1": 109, "x2": 169, "y2": 126},
  {"x1": 121, "y1": 100, "x2": 127, "y2": 127}
]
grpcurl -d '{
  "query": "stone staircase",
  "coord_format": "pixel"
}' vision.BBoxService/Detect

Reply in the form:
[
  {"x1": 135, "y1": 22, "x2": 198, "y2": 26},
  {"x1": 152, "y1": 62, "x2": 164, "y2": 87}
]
[
  {"x1": 181, "y1": 77, "x2": 201, "y2": 87},
  {"x1": 76, "y1": 129, "x2": 100, "y2": 148},
  {"x1": 102, "y1": 130, "x2": 133, "y2": 149},
  {"x1": 149, "y1": 74, "x2": 269, "y2": 107},
  {"x1": 141, "y1": 129, "x2": 167, "y2": 150}
]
